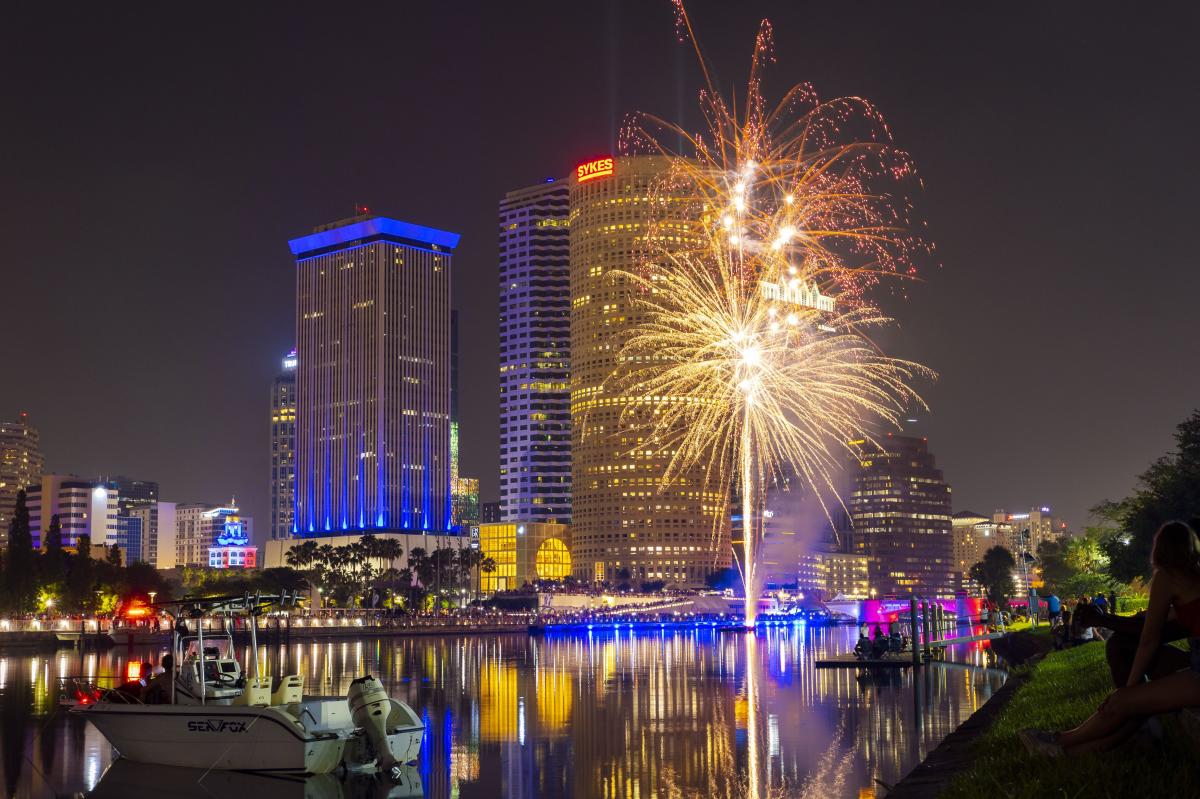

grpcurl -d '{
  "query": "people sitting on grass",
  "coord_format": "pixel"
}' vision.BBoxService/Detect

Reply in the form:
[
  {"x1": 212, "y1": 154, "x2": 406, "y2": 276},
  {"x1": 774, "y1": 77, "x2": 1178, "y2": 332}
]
[{"x1": 1020, "y1": 521, "x2": 1200, "y2": 757}]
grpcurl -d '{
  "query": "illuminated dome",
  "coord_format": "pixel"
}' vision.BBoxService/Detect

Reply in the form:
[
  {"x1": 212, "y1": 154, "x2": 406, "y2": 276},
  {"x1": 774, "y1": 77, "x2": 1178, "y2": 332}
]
[{"x1": 535, "y1": 537, "x2": 572, "y2": 581}]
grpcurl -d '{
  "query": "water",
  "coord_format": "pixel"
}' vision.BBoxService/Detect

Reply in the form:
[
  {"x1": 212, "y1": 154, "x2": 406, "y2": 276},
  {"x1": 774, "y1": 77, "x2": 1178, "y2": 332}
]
[{"x1": 1, "y1": 626, "x2": 1004, "y2": 798}]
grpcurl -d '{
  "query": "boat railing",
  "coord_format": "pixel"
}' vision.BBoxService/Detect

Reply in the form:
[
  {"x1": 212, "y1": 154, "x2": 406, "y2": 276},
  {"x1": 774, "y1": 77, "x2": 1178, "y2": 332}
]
[{"x1": 57, "y1": 675, "x2": 145, "y2": 707}]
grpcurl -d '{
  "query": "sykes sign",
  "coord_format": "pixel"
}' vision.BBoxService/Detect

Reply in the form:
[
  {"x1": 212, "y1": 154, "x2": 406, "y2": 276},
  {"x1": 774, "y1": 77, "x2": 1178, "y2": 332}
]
[{"x1": 576, "y1": 157, "x2": 614, "y2": 183}]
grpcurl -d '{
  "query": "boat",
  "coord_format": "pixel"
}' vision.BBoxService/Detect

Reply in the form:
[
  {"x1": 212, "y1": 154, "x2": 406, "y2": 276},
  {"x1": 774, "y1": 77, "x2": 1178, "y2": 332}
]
[
  {"x1": 87, "y1": 758, "x2": 423, "y2": 799},
  {"x1": 68, "y1": 592, "x2": 425, "y2": 777}
]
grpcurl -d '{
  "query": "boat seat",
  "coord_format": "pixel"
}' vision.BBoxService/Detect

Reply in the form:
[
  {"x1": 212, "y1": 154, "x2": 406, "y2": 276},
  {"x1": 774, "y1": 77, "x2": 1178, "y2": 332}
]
[
  {"x1": 233, "y1": 676, "x2": 271, "y2": 707},
  {"x1": 271, "y1": 674, "x2": 303, "y2": 705}
]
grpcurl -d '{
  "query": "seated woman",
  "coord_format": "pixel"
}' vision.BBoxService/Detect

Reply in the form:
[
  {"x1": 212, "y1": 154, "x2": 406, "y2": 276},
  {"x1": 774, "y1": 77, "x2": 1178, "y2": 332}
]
[{"x1": 1021, "y1": 521, "x2": 1200, "y2": 756}]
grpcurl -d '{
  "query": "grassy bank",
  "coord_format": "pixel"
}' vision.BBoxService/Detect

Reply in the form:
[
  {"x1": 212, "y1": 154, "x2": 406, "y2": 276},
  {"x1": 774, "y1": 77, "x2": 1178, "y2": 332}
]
[{"x1": 940, "y1": 640, "x2": 1200, "y2": 798}]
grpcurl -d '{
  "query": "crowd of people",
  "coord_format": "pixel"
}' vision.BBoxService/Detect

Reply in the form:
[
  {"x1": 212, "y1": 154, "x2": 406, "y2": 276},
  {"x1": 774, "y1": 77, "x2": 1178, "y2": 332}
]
[{"x1": 1020, "y1": 520, "x2": 1200, "y2": 757}]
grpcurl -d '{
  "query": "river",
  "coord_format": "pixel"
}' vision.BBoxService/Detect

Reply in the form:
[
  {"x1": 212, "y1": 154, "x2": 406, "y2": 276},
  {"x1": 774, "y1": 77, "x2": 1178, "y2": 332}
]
[{"x1": 0, "y1": 625, "x2": 1004, "y2": 798}]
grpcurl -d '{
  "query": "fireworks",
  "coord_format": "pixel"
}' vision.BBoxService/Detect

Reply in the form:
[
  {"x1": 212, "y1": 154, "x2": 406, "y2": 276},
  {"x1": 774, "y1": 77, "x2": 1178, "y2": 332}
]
[{"x1": 614, "y1": 4, "x2": 933, "y2": 625}]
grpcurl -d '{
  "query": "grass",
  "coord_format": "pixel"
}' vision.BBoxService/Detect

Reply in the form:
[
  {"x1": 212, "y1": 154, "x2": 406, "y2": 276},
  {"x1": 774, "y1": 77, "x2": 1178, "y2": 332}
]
[{"x1": 940, "y1": 641, "x2": 1200, "y2": 799}]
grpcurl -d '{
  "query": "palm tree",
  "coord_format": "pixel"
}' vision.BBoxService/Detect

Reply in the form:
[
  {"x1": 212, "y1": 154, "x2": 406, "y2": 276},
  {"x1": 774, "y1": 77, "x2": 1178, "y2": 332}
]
[
  {"x1": 286, "y1": 540, "x2": 319, "y2": 570},
  {"x1": 480, "y1": 556, "x2": 497, "y2": 596}
]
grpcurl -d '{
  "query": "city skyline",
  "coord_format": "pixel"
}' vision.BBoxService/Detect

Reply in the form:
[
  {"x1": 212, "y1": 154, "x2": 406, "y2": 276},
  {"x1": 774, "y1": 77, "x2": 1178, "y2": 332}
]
[{"x1": 4, "y1": 3, "x2": 1199, "y2": 544}]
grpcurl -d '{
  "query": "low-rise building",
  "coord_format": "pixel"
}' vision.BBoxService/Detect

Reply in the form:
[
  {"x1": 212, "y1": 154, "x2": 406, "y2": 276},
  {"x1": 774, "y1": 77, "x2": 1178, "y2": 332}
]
[{"x1": 478, "y1": 522, "x2": 572, "y2": 594}]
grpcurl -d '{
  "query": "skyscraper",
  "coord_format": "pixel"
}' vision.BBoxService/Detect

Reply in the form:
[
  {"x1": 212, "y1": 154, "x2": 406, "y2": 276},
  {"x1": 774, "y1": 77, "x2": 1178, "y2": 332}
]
[
  {"x1": 290, "y1": 214, "x2": 459, "y2": 535},
  {"x1": 0, "y1": 413, "x2": 43, "y2": 547},
  {"x1": 569, "y1": 155, "x2": 727, "y2": 587},
  {"x1": 844, "y1": 434, "x2": 955, "y2": 596},
  {"x1": 270, "y1": 348, "x2": 298, "y2": 539},
  {"x1": 498, "y1": 178, "x2": 571, "y2": 524}
]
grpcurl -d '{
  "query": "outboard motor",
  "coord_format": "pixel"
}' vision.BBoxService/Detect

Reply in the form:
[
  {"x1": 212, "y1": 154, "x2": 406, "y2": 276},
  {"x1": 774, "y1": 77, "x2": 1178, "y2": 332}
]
[{"x1": 348, "y1": 675, "x2": 401, "y2": 780}]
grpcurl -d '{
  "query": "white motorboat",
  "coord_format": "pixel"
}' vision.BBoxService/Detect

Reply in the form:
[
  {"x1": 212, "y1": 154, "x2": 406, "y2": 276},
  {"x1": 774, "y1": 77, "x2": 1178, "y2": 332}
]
[
  {"x1": 87, "y1": 758, "x2": 423, "y2": 799},
  {"x1": 69, "y1": 592, "x2": 425, "y2": 777}
]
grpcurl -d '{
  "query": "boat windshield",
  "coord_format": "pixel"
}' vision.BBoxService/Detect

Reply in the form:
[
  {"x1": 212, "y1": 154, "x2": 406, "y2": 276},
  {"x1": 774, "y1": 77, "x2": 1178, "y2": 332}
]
[{"x1": 181, "y1": 635, "x2": 233, "y2": 661}]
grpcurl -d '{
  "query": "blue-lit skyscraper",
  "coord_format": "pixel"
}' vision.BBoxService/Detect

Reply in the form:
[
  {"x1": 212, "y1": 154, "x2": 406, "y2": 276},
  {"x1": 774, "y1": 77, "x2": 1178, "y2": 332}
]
[{"x1": 290, "y1": 215, "x2": 460, "y2": 536}]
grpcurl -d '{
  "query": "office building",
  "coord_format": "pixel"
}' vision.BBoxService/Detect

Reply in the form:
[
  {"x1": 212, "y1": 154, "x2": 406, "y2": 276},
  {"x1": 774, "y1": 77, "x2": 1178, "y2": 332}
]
[
  {"x1": 452, "y1": 476, "x2": 480, "y2": 529},
  {"x1": 481, "y1": 502, "x2": 502, "y2": 524},
  {"x1": 448, "y1": 312, "x2": 481, "y2": 531},
  {"x1": 271, "y1": 348, "x2": 298, "y2": 539},
  {"x1": 844, "y1": 434, "x2": 955, "y2": 596},
  {"x1": 478, "y1": 521, "x2": 572, "y2": 594},
  {"x1": 0, "y1": 412, "x2": 44, "y2": 546},
  {"x1": 174, "y1": 502, "x2": 252, "y2": 568},
  {"x1": 797, "y1": 547, "x2": 872, "y2": 600},
  {"x1": 129, "y1": 501, "x2": 176, "y2": 569},
  {"x1": 290, "y1": 215, "x2": 459, "y2": 536},
  {"x1": 498, "y1": 178, "x2": 572, "y2": 524},
  {"x1": 569, "y1": 155, "x2": 726, "y2": 587},
  {"x1": 26, "y1": 475, "x2": 118, "y2": 549},
  {"x1": 101, "y1": 476, "x2": 158, "y2": 564},
  {"x1": 951, "y1": 510, "x2": 1013, "y2": 591},
  {"x1": 994, "y1": 507, "x2": 1067, "y2": 557}
]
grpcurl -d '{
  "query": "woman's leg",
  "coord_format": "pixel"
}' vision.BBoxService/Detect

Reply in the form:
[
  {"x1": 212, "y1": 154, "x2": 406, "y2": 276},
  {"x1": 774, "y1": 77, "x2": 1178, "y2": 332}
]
[{"x1": 1056, "y1": 670, "x2": 1200, "y2": 753}]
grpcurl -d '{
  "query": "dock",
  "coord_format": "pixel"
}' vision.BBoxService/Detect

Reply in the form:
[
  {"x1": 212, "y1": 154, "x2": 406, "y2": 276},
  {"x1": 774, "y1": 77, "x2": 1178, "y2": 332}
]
[
  {"x1": 815, "y1": 653, "x2": 914, "y2": 669},
  {"x1": 928, "y1": 632, "x2": 1006, "y2": 648}
]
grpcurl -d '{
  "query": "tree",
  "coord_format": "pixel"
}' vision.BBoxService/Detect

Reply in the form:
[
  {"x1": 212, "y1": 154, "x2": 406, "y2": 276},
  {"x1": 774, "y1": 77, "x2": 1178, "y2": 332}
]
[
  {"x1": 66, "y1": 534, "x2": 96, "y2": 612},
  {"x1": 40, "y1": 514, "x2": 67, "y2": 600},
  {"x1": 1038, "y1": 531, "x2": 1117, "y2": 600},
  {"x1": 969, "y1": 546, "x2": 1016, "y2": 607},
  {"x1": 1099, "y1": 410, "x2": 1200, "y2": 583},
  {"x1": 3, "y1": 490, "x2": 37, "y2": 613}
]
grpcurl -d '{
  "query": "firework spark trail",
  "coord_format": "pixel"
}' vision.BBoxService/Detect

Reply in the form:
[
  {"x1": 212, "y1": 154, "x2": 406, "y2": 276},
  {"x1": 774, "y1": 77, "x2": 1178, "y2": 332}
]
[{"x1": 613, "y1": 3, "x2": 934, "y2": 625}]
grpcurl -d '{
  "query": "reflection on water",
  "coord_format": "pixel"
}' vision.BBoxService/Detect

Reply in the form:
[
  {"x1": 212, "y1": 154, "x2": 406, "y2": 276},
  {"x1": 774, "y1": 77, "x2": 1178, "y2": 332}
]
[{"x1": 0, "y1": 626, "x2": 1004, "y2": 798}]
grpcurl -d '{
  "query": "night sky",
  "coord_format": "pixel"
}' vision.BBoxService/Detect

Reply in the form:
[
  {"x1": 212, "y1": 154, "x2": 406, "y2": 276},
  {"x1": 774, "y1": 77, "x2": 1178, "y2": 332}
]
[{"x1": 4, "y1": 2, "x2": 1198, "y2": 544}]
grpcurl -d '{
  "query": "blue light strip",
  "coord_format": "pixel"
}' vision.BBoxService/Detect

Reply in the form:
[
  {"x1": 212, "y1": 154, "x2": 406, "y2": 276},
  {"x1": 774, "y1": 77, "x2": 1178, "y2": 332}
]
[{"x1": 288, "y1": 217, "x2": 461, "y2": 257}]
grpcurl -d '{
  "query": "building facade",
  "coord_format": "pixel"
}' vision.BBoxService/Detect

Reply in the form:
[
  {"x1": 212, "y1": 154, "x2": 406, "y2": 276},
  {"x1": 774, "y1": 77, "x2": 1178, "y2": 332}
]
[
  {"x1": 951, "y1": 510, "x2": 1013, "y2": 592},
  {"x1": 797, "y1": 548, "x2": 872, "y2": 600},
  {"x1": 290, "y1": 215, "x2": 459, "y2": 536},
  {"x1": 208, "y1": 514, "x2": 257, "y2": 569},
  {"x1": 129, "y1": 501, "x2": 176, "y2": 569},
  {"x1": 271, "y1": 348, "x2": 298, "y2": 539},
  {"x1": 174, "y1": 503, "x2": 252, "y2": 568},
  {"x1": 569, "y1": 155, "x2": 727, "y2": 587},
  {"x1": 498, "y1": 179, "x2": 572, "y2": 525},
  {"x1": 478, "y1": 521, "x2": 572, "y2": 594},
  {"x1": 0, "y1": 413, "x2": 44, "y2": 546},
  {"x1": 993, "y1": 507, "x2": 1067, "y2": 558},
  {"x1": 26, "y1": 475, "x2": 118, "y2": 550},
  {"x1": 844, "y1": 434, "x2": 955, "y2": 596},
  {"x1": 102, "y1": 476, "x2": 158, "y2": 564}
]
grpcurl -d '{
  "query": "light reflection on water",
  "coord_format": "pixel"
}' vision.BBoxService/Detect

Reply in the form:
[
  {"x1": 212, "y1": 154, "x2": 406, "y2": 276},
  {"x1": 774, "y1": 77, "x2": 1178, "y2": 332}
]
[{"x1": 0, "y1": 625, "x2": 1004, "y2": 798}]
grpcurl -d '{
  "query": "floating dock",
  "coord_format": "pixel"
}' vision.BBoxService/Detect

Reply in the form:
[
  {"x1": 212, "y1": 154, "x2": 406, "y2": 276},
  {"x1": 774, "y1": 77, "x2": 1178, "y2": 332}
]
[{"x1": 815, "y1": 653, "x2": 914, "y2": 669}]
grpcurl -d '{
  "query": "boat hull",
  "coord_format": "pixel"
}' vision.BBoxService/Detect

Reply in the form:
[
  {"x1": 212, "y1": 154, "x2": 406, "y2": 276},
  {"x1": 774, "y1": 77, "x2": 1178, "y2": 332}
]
[{"x1": 73, "y1": 703, "x2": 346, "y2": 773}]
